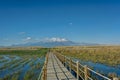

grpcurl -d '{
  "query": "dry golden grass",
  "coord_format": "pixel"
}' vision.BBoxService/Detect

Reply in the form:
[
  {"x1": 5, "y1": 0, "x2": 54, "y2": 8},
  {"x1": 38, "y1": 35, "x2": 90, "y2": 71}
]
[{"x1": 53, "y1": 46, "x2": 120, "y2": 66}]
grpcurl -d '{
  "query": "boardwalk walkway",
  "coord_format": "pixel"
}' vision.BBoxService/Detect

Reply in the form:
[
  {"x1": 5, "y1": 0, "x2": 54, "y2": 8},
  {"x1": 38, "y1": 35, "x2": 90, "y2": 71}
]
[
  {"x1": 47, "y1": 53, "x2": 77, "y2": 80},
  {"x1": 39, "y1": 52, "x2": 114, "y2": 80}
]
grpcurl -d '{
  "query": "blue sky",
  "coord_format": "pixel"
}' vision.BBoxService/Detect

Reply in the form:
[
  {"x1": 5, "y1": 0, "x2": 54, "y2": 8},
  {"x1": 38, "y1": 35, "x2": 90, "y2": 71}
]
[{"x1": 0, "y1": 0, "x2": 120, "y2": 46}]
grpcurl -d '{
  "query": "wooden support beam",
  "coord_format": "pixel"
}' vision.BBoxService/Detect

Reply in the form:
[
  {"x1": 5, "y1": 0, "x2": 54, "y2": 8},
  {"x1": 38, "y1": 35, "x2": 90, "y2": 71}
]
[
  {"x1": 70, "y1": 58, "x2": 72, "y2": 73},
  {"x1": 76, "y1": 61, "x2": 79, "y2": 80},
  {"x1": 84, "y1": 65, "x2": 88, "y2": 80}
]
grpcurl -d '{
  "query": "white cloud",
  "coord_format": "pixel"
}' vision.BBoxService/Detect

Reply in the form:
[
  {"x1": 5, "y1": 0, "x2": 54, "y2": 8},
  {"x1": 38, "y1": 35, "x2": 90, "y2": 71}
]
[
  {"x1": 23, "y1": 37, "x2": 32, "y2": 42},
  {"x1": 26, "y1": 37, "x2": 31, "y2": 40},
  {"x1": 69, "y1": 22, "x2": 73, "y2": 25},
  {"x1": 19, "y1": 32, "x2": 26, "y2": 35},
  {"x1": 21, "y1": 37, "x2": 68, "y2": 43},
  {"x1": 3, "y1": 39, "x2": 9, "y2": 41}
]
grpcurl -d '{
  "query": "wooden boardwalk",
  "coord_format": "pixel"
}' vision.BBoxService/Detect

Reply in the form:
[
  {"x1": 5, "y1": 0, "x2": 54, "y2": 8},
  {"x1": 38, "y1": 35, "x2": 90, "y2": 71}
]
[
  {"x1": 39, "y1": 52, "x2": 117, "y2": 80},
  {"x1": 47, "y1": 53, "x2": 77, "y2": 80}
]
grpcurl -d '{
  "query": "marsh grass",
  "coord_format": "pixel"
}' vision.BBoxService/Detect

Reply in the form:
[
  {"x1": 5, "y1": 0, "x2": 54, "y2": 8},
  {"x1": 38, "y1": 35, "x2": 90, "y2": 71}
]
[
  {"x1": 0, "y1": 48, "x2": 48, "y2": 80},
  {"x1": 53, "y1": 46, "x2": 120, "y2": 66}
]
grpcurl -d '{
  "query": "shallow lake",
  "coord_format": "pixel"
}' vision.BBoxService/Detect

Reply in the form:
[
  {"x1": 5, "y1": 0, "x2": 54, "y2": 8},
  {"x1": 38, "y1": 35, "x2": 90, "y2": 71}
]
[
  {"x1": 73, "y1": 58, "x2": 120, "y2": 77},
  {"x1": 0, "y1": 55, "x2": 45, "y2": 80}
]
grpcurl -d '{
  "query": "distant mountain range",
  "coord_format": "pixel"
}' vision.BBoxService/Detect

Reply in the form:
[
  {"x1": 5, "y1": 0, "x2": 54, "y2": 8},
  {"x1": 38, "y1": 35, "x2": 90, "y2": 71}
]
[{"x1": 11, "y1": 38, "x2": 99, "y2": 47}]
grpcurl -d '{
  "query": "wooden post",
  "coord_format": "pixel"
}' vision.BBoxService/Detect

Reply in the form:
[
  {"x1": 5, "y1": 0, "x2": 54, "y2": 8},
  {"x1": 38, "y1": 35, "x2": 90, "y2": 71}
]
[
  {"x1": 43, "y1": 61, "x2": 46, "y2": 80},
  {"x1": 113, "y1": 77, "x2": 119, "y2": 80},
  {"x1": 70, "y1": 58, "x2": 72, "y2": 73},
  {"x1": 76, "y1": 61, "x2": 79, "y2": 80},
  {"x1": 43, "y1": 56, "x2": 47, "y2": 80},
  {"x1": 84, "y1": 65, "x2": 88, "y2": 80},
  {"x1": 43, "y1": 68, "x2": 45, "y2": 80},
  {"x1": 64, "y1": 56, "x2": 66, "y2": 67},
  {"x1": 45, "y1": 61, "x2": 47, "y2": 80}
]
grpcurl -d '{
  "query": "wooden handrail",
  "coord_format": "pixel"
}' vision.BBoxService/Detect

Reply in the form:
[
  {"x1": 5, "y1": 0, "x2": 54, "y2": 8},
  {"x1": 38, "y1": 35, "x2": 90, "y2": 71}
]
[
  {"x1": 54, "y1": 52, "x2": 118, "y2": 80},
  {"x1": 38, "y1": 53, "x2": 48, "y2": 80}
]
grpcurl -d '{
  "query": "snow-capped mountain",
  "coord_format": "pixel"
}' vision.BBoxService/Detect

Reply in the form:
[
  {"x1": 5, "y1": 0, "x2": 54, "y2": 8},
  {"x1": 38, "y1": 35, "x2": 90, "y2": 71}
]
[
  {"x1": 44, "y1": 37, "x2": 68, "y2": 42},
  {"x1": 11, "y1": 37, "x2": 99, "y2": 47}
]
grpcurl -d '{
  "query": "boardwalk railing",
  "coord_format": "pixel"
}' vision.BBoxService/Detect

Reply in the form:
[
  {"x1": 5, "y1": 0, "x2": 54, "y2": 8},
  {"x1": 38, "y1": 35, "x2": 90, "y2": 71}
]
[
  {"x1": 38, "y1": 53, "x2": 48, "y2": 80},
  {"x1": 54, "y1": 52, "x2": 118, "y2": 80}
]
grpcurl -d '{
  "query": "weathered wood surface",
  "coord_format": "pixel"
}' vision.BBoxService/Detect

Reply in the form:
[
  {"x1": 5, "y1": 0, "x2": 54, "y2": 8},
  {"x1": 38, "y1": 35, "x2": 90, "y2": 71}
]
[{"x1": 47, "y1": 53, "x2": 77, "y2": 80}]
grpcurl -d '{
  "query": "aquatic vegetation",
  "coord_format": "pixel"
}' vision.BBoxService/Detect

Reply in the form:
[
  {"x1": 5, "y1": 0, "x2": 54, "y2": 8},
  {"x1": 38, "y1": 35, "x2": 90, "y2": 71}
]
[{"x1": 0, "y1": 48, "x2": 48, "y2": 80}]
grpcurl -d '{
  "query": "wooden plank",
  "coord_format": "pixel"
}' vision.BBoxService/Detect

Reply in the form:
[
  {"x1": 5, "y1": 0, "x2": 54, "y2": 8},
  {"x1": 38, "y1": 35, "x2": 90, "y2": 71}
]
[{"x1": 46, "y1": 53, "x2": 77, "y2": 80}]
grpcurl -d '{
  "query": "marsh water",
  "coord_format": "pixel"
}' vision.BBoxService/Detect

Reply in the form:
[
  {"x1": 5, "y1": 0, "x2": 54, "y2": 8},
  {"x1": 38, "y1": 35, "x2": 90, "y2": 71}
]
[
  {"x1": 0, "y1": 55, "x2": 45, "y2": 80},
  {"x1": 1, "y1": 55, "x2": 120, "y2": 79},
  {"x1": 73, "y1": 58, "x2": 120, "y2": 77}
]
